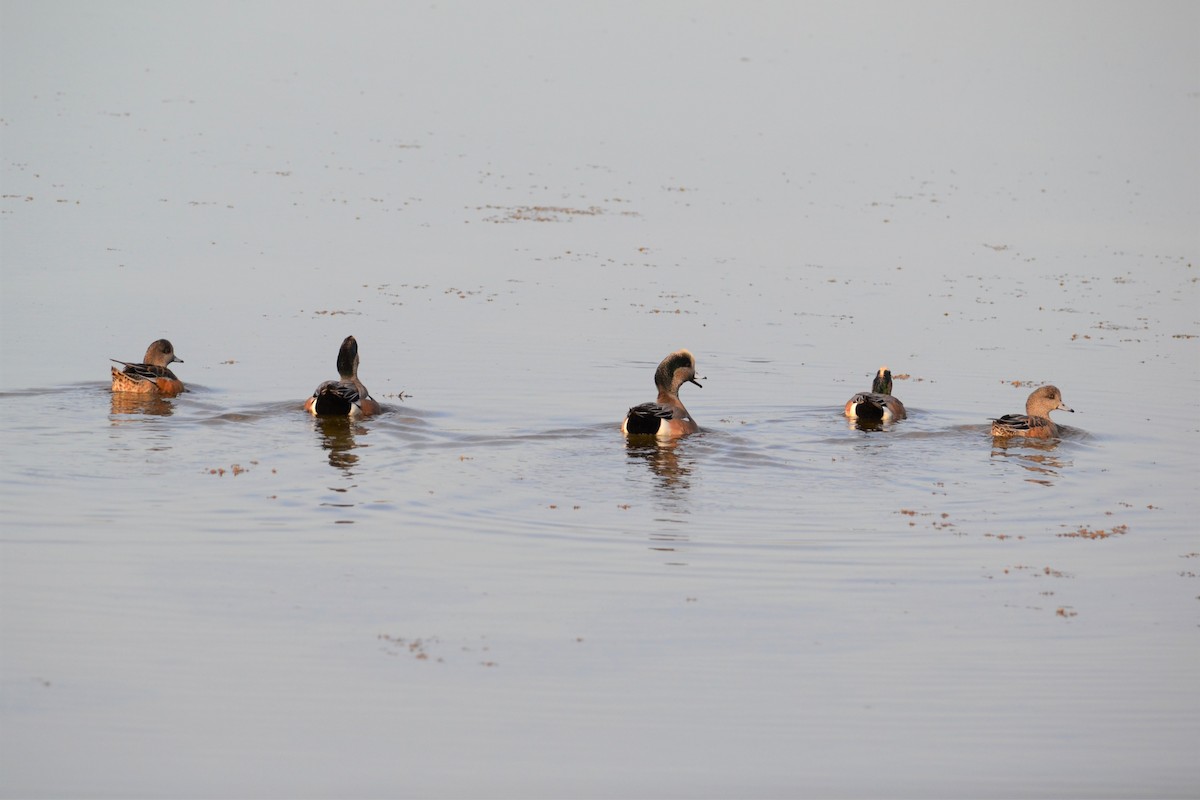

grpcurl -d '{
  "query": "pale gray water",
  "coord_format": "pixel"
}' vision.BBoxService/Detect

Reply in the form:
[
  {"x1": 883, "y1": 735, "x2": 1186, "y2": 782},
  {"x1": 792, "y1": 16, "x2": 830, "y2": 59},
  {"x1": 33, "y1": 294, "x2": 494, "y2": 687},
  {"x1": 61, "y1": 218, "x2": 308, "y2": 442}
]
[{"x1": 2, "y1": 1, "x2": 1198, "y2": 798}]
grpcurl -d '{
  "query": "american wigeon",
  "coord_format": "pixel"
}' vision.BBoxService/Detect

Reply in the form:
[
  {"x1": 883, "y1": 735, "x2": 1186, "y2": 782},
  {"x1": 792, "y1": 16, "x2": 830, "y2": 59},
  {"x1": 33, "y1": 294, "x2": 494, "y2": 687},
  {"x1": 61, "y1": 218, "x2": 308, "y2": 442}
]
[
  {"x1": 844, "y1": 366, "x2": 906, "y2": 421},
  {"x1": 304, "y1": 335, "x2": 382, "y2": 417},
  {"x1": 110, "y1": 339, "x2": 185, "y2": 396},
  {"x1": 990, "y1": 385, "x2": 1073, "y2": 438},
  {"x1": 621, "y1": 349, "x2": 702, "y2": 439}
]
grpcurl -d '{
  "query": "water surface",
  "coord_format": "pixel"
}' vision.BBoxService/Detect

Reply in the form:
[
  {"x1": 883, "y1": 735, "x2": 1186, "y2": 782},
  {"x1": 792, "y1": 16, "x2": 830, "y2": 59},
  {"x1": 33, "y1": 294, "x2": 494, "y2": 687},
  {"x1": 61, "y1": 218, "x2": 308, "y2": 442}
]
[{"x1": 2, "y1": 2, "x2": 1198, "y2": 798}]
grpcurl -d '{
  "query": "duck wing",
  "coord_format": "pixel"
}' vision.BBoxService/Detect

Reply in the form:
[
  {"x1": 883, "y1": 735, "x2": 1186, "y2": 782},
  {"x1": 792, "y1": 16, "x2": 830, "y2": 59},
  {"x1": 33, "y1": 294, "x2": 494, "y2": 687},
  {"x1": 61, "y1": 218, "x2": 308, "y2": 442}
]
[
  {"x1": 310, "y1": 380, "x2": 362, "y2": 416},
  {"x1": 111, "y1": 360, "x2": 179, "y2": 383}
]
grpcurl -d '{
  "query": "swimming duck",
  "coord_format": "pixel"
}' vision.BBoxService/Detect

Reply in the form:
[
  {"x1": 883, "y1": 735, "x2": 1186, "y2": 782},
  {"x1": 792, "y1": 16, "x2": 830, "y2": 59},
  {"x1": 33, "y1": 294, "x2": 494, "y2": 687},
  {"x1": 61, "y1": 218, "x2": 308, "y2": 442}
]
[
  {"x1": 621, "y1": 349, "x2": 702, "y2": 439},
  {"x1": 990, "y1": 385, "x2": 1073, "y2": 438},
  {"x1": 304, "y1": 335, "x2": 381, "y2": 417},
  {"x1": 844, "y1": 366, "x2": 906, "y2": 421},
  {"x1": 110, "y1": 339, "x2": 185, "y2": 396}
]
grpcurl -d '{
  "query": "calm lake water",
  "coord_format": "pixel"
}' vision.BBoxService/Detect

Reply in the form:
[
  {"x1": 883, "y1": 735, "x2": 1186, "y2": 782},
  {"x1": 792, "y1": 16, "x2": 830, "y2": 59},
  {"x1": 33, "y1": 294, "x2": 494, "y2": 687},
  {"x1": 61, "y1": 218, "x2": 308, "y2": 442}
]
[{"x1": 2, "y1": 2, "x2": 1198, "y2": 798}]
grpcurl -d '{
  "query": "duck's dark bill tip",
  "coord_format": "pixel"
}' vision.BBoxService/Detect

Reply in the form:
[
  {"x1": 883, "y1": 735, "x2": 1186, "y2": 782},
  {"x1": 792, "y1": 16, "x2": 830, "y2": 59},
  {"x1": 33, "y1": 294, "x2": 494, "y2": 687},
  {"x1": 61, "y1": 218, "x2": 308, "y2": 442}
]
[{"x1": 689, "y1": 378, "x2": 703, "y2": 388}]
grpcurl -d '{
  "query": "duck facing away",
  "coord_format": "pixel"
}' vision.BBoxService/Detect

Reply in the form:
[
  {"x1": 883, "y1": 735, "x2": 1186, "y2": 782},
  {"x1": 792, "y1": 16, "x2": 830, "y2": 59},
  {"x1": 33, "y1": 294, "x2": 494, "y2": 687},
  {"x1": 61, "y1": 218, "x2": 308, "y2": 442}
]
[
  {"x1": 304, "y1": 335, "x2": 381, "y2": 417},
  {"x1": 990, "y1": 385, "x2": 1073, "y2": 438},
  {"x1": 110, "y1": 339, "x2": 185, "y2": 396},
  {"x1": 621, "y1": 349, "x2": 702, "y2": 439},
  {"x1": 844, "y1": 366, "x2": 906, "y2": 421}
]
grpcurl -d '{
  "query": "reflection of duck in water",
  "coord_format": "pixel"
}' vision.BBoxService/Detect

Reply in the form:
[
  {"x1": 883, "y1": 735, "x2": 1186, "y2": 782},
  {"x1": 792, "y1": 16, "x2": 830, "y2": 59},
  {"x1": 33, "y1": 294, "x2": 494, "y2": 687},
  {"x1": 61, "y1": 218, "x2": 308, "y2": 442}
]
[
  {"x1": 844, "y1": 366, "x2": 906, "y2": 422},
  {"x1": 111, "y1": 339, "x2": 185, "y2": 396},
  {"x1": 314, "y1": 415, "x2": 362, "y2": 472},
  {"x1": 110, "y1": 393, "x2": 175, "y2": 417},
  {"x1": 991, "y1": 385, "x2": 1073, "y2": 439},
  {"x1": 625, "y1": 436, "x2": 692, "y2": 490},
  {"x1": 621, "y1": 349, "x2": 703, "y2": 439},
  {"x1": 304, "y1": 335, "x2": 381, "y2": 417},
  {"x1": 989, "y1": 435, "x2": 1072, "y2": 485}
]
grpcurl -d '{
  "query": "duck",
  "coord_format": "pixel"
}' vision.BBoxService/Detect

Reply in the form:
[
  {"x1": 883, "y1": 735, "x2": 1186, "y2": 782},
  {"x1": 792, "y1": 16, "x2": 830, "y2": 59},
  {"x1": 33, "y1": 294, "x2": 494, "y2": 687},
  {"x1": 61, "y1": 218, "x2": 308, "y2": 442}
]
[
  {"x1": 990, "y1": 385, "x2": 1073, "y2": 438},
  {"x1": 110, "y1": 339, "x2": 185, "y2": 395},
  {"x1": 844, "y1": 366, "x2": 906, "y2": 421},
  {"x1": 304, "y1": 335, "x2": 382, "y2": 417},
  {"x1": 621, "y1": 349, "x2": 702, "y2": 439}
]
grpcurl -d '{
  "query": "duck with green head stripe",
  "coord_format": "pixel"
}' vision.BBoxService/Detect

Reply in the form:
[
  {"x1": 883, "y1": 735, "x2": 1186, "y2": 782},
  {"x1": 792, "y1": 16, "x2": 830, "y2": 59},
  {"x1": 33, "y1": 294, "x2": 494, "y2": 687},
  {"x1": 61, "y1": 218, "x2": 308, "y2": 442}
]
[
  {"x1": 622, "y1": 349, "x2": 703, "y2": 439},
  {"x1": 304, "y1": 335, "x2": 381, "y2": 417},
  {"x1": 844, "y1": 366, "x2": 906, "y2": 421}
]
